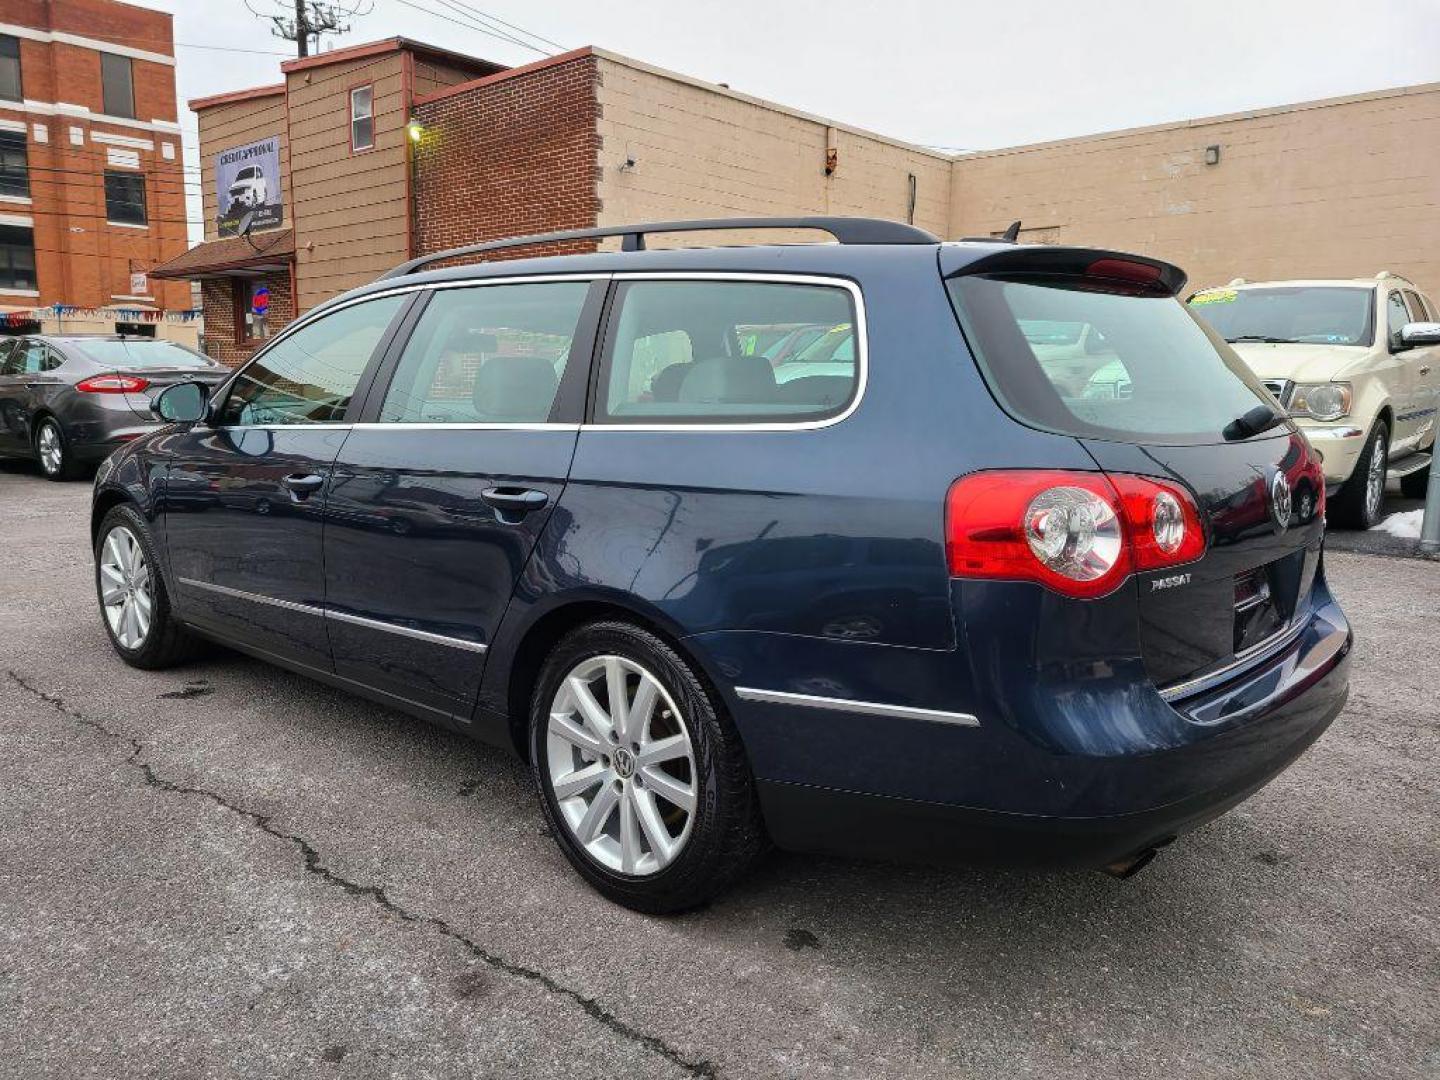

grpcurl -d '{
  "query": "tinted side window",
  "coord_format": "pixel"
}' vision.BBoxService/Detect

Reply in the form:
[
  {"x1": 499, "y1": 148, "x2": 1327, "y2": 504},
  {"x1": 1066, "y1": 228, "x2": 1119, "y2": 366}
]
[
  {"x1": 598, "y1": 280, "x2": 859, "y2": 423},
  {"x1": 379, "y1": 282, "x2": 589, "y2": 424},
  {"x1": 17, "y1": 340, "x2": 45, "y2": 374},
  {"x1": 220, "y1": 295, "x2": 404, "y2": 426},
  {"x1": 1386, "y1": 291, "x2": 1410, "y2": 346},
  {"x1": 1402, "y1": 291, "x2": 1428, "y2": 322},
  {"x1": 40, "y1": 346, "x2": 61, "y2": 371},
  {"x1": 0, "y1": 338, "x2": 18, "y2": 374}
]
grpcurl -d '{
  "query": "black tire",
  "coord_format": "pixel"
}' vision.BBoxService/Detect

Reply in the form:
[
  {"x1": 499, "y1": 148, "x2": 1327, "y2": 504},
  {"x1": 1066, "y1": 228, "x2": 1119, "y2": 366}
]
[
  {"x1": 1399, "y1": 459, "x2": 1431, "y2": 499},
  {"x1": 529, "y1": 620, "x2": 767, "y2": 914},
  {"x1": 35, "y1": 417, "x2": 84, "y2": 481},
  {"x1": 94, "y1": 503, "x2": 198, "y2": 669},
  {"x1": 1329, "y1": 420, "x2": 1388, "y2": 529}
]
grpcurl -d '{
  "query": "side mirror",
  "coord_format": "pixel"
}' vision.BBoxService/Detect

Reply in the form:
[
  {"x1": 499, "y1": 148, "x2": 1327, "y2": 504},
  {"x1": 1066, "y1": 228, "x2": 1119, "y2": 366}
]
[
  {"x1": 155, "y1": 381, "x2": 209, "y2": 424},
  {"x1": 1400, "y1": 322, "x2": 1440, "y2": 347}
]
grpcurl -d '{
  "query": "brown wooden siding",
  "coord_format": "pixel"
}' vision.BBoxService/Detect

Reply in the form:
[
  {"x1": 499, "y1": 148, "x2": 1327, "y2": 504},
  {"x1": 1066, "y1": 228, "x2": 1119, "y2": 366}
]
[
  {"x1": 286, "y1": 53, "x2": 410, "y2": 311},
  {"x1": 196, "y1": 94, "x2": 289, "y2": 243}
]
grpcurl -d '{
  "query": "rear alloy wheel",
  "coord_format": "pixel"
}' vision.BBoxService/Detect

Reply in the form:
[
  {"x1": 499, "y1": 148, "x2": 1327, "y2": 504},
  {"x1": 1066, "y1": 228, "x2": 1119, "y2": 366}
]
[
  {"x1": 95, "y1": 504, "x2": 197, "y2": 669},
  {"x1": 1330, "y1": 421, "x2": 1388, "y2": 529},
  {"x1": 530, "y1": 621, "x2": 766, "y2": 913},
  {"x1": 35, "y1": 419, "x2": 78, "y2": 481}
]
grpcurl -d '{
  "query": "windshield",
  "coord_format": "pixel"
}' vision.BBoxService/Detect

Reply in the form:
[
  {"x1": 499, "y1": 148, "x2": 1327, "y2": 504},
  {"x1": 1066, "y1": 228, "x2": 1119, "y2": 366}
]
[
  {"x1": 1188, "y1": 286, "x2": 1374, "y2": 346},
  {"x1": 947, "y1": 274, "x2": 1278, "y2": 445},
  {"x1": 71, "y1": 339, "x2": 217, "y2": 369}
]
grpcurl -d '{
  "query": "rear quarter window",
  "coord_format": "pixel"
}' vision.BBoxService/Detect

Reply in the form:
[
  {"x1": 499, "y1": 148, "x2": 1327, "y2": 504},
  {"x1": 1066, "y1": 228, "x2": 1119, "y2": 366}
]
[{"x1": 947, "y1": 274, "x2": 1275, "y2": 445}]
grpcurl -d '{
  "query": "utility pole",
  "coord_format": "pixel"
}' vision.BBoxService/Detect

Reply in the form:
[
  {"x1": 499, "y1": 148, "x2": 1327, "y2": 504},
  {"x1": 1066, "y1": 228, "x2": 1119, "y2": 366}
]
[
  {"x1": 244, "y1": 1, "x2": 372, "y2": 58},
  {"x1": 1421, "y1": 448, "x2": 1440, "y2": 558}
]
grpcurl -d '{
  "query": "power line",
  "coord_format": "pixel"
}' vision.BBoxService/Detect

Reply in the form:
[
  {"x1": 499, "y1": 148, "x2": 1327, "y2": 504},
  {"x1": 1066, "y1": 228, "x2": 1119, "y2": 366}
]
[
  {"x1": 428, "y1": 0, "x2": 552, "y2": 54},
  {"x1": 442, "y1": 0, "x2": 567, "y2": 52},
  {"x1": 387, "y1": 0, "x2": 551, "y2": 56}
]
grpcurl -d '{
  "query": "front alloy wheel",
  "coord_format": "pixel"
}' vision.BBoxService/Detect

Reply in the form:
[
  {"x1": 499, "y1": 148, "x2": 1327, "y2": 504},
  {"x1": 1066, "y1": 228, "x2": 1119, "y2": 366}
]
[
  {"x1": 99, "y1": 525, "x2": 153, "y2": 650},
  {"x1": 545, "y1": 655, "x2": 698, "y2": 876}
]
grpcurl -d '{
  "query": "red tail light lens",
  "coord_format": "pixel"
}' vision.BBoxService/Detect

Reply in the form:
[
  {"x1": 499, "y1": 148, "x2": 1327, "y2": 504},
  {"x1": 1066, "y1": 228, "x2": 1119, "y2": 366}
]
[
  {"x1": 76, "y1": 375, "x2": 149, "y2": 394},
  {"x1": 946, "y1": 470, "x2": 1206, "y2": 598}
]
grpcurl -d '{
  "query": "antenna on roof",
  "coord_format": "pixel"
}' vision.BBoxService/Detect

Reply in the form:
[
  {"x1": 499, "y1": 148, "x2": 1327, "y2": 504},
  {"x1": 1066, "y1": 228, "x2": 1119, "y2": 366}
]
[{"x1": 1001, "y1": 220, "x2": 1022, "y2": 243}]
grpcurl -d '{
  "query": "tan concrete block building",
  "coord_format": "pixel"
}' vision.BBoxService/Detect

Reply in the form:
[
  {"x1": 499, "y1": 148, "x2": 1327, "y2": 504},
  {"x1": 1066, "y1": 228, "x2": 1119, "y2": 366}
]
[{"x1": 157, "y1": 38, "x2": 1440, "y2": 364}]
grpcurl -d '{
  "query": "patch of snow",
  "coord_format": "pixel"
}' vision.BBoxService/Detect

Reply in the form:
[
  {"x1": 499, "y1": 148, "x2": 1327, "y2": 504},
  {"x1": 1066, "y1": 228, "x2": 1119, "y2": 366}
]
[{"x1": 1369, "y1": 508, "x2": 1424, "y2": 540}]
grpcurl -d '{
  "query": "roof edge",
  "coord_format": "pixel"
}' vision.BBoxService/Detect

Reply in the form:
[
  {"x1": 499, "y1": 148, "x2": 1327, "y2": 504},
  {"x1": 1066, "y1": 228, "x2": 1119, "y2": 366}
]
[
  {"x1": 188, "y1": 83, "x2": 286, "y2": 112},
  {"x1": 412, "y1": 47, "x2": 593, "y2": 107},
  {"x1": 954, "y1": 79, "x2": 1440, "y2": 162},
  {"x1": 280, "y1": 36, "x2": 504, "y2": 77},
  {"x1": 589, "y1": 47, "x2": 956, "y2": 164}
]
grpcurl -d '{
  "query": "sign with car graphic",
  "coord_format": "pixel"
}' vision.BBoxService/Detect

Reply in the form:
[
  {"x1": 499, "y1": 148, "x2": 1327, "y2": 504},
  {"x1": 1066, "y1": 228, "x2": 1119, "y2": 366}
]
[{"x1": 215, "y1": 136, "x2": 283, "y2": 237}]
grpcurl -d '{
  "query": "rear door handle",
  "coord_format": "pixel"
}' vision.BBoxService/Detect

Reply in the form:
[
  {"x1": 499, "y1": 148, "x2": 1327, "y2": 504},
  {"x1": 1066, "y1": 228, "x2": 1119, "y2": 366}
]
[
  {"x1": 282, "y1": 473, "x2": 325, "y2": 500},
  {"x1": 481, "y1": 486, "x2": 549, "y2": 520}
]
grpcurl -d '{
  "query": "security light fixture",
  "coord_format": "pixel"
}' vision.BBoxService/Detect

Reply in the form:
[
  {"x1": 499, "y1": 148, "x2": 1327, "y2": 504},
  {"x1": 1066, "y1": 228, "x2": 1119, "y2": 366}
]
[{"x1": 406, "y1": 118, "x2": 423, "y2": 143}]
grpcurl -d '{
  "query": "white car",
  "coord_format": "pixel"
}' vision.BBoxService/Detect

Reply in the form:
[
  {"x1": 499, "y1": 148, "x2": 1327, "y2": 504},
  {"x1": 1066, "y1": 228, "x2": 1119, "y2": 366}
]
[
  {"x1": 1188, "y1": 273, "x2": 1440, "y2": 528},
  {"x1": 227, "y1": 165, "x2": 268, "y2": 211}
]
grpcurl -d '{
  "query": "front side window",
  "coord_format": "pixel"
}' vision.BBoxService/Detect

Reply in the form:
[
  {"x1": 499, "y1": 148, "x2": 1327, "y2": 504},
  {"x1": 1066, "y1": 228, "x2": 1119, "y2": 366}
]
[
  {"x1": 1188, "y1": 285, "x2": 1374, "y2": 347},
  {"x1": 103, "y1": 171, "x2": 146, "y2": 226},
  {"x1": 220, "y1": 294, "x2": 405, "y2": 426},
  {"x1": 0, "y1": 36, "x2": 21, "y2": 102},
  {"x1": 101, "y1": 52, "x2": 134, "y2": 118},
  {"x1": 350, "y1": 85, "x2": 374, "y2": 151},
  {"x1": 1386, "y1": 291, "x2": 1410, "y2": 347},
  {"x1": 0, "y1": 224, "x2": 35, "y2": 290},
  {"x1": 380, "y1": 282, "x2": 590, "y2": 423},
  {"x1": 0, "y1": 338, "x2": 19, "y2": 373},
  {"x1": 949, "y1": 274, "x2": 1275, "y2": 445},
  {"x1": 0, "y1": 130, "x2": 28, "y2": 199},
  {"x1": 598, "y1": 279, "x2": 859, "y2": 424}
]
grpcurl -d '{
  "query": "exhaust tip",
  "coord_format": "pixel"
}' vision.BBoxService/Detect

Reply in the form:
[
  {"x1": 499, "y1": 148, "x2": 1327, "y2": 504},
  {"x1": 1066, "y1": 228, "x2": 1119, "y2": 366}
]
[{"x1": 1102, "y1": 837, "x2": 1175, "y2": 879}]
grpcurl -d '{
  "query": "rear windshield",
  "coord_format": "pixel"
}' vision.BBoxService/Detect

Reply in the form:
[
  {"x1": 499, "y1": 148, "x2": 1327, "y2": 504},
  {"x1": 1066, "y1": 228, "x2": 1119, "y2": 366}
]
[
  {"x1": 946, "y1": 274, "x2": 1276, "y2": 445},
  {"x1": 70, "y1": 339, "x2": 217, "y2": 369},
  {"x1": 1188, "y1": 286, "x2": 1374, "y2": 346}
]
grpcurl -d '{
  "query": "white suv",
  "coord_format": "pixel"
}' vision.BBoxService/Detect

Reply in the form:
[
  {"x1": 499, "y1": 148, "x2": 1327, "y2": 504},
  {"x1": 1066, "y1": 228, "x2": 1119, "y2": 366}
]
[{"x1": 1188, "y1": 273, "x2": 1440, "y2": 528}]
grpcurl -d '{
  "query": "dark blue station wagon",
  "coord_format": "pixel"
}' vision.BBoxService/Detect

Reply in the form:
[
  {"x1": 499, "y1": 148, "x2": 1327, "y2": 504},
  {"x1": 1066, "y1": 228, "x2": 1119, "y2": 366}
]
[{"x1": 92, "y1": 218, "x2": 1351, "y2": 912}]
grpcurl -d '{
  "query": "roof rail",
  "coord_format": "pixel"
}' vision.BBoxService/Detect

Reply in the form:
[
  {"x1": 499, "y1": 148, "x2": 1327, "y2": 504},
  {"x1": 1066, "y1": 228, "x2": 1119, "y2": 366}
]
[{"x1": 379, "y1": 216, "x2": 939, "y2": 279}]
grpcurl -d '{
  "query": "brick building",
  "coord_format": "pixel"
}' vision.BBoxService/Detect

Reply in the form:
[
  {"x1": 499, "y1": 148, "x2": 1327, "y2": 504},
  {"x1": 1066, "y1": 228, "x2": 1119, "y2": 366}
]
[
  {"x1": 0, "y1": 0, "x2": 195, "y2": 342},
  {"x1": 158, "y1": 38, "x2": 1440, "y2": 365}
]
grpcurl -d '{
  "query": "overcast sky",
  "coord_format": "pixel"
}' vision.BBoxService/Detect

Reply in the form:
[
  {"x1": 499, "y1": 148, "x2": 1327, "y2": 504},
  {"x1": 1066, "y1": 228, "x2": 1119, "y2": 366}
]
[{"x1": 146, "y1": 0, "x2": 1440, "y2": 242}]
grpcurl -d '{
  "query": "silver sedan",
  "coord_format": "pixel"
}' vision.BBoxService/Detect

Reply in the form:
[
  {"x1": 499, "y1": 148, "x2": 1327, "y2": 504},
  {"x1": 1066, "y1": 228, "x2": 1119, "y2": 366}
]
[{"x1": 0, "y1": 335, "x2": 228, "y2": 480}]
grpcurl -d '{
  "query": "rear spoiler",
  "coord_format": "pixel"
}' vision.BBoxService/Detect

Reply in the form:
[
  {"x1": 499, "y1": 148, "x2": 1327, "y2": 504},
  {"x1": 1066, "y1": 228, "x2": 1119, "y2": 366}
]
[{"x1": 940, "y1": 245, "x2": 1188, "y2": 297}]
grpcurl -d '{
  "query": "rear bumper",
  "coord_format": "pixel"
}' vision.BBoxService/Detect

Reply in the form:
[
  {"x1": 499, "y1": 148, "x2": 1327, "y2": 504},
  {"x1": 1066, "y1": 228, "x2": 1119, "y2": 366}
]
[{"x1": 705, "y1": 588, "x2": 1351, "y2": 868}]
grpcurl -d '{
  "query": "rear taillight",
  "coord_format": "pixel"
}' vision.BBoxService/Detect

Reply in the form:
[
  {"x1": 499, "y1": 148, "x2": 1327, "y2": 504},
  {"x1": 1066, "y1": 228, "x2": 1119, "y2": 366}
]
[
  {"x1": 946, "y1": 470, "x2": 1206, "y2": 599},
  {"x1": 76, "y1": 375, "x2": 149, "y2": 394}
]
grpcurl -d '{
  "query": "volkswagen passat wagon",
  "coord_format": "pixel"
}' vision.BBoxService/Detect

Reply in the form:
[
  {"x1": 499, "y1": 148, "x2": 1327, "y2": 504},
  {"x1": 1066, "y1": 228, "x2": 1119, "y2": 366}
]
[{"x1": 92, "y1": 217, "x2": 1351, "y2": 913}]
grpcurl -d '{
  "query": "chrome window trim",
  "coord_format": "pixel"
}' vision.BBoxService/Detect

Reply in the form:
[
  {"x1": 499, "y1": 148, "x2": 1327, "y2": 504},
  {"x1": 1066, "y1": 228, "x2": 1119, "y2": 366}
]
[
  {"x1": 734, "y1": 686, "x2": 979, "y2": 727},
  {"x1": 326, "y1": 608, "x2": 488, "y2": 653},
  {"x1": 179, "y1": 578, "x2": 489, "y2": 654},
  {"x1": 585, "y1": 271, "x2": 869, "y2": 434},
  {"x1": 346, "y1": 422, "x2": 581, "y2": 432},
  {"x1": 210, "y1": 273, "x2": 613, "y2": 425}
]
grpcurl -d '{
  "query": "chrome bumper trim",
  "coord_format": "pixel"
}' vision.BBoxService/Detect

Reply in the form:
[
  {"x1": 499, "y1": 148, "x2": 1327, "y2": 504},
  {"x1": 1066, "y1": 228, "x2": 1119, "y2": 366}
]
[{"x1": 735, "y1": 686, "x2": 979, "y2": 727}]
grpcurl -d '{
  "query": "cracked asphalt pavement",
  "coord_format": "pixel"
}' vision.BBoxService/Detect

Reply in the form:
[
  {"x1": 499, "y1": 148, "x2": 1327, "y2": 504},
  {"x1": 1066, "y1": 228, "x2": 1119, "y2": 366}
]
[{"x1": 1, "y1": 465, "x2": 1437, "y2": 1079}]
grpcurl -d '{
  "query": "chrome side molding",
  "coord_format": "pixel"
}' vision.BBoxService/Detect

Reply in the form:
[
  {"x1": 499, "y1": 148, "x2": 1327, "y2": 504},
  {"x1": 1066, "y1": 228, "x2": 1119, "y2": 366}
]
[{"x1": 734, "y1": 686, "x2": 979, "y2": 727}]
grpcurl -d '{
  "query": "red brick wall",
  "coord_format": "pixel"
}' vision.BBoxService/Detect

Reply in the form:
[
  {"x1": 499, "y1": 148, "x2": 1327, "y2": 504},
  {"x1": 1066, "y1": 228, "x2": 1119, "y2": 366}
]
[
  {"x1": 0, "y1": 0, "x2": 190, "y2": 314},
  {"x1": 412, "y1": 53, "x2": 601, "y2": 263},
  {"x1": 200, "y1": 270, "x2": 295, "y2": 368}
]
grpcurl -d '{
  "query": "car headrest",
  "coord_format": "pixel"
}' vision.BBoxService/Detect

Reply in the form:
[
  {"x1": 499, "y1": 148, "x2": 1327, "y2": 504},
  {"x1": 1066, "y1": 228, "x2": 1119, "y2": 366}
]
[
  {"x1": 472, "y1": 355, "x2": 559, "y2": 421},
  {"x1": 677, "y1": 355, "x2": 776, "y2": 405},
  {"x1": 650, "y1": 362, "x2": 692, "y2": 402}
]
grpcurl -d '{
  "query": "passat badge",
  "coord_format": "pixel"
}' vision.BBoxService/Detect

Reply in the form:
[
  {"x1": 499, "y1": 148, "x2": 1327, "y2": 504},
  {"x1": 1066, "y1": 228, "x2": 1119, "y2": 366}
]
[{"x1": 1269, "y1": 471, "x2": 1292, "y2": 533}]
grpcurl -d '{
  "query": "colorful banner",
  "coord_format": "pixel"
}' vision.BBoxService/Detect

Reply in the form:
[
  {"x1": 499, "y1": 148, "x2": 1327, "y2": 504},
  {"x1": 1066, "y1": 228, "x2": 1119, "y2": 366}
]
[
  {"x1": 215, "y1": 136, "x2": 284, "y2": 238},
  {"x1": 0, "y1": 305, "x2": 203, "y2": 325}
]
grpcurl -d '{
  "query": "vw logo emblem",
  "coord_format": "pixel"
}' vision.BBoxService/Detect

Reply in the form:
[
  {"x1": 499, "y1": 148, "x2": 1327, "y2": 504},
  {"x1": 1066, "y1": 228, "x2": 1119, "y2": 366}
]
[
  {"x1": 612, "y1": 746, "x2": 636, "y2": 779},
  {"x1": 1270, "y1": 471, "x2": 1293, "y2": 533}
]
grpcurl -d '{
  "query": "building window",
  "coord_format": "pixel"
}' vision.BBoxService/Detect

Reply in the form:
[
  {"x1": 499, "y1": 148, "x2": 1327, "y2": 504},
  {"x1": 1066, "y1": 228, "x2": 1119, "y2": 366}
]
[
  {"x1": 235, "y1": 279, "x2": 274, "y2": 343},
  {"x1": 350, "y1": 85, "x2": 374, "y2": 151},
  {"x1": 101, "y1": 52, "x2": 134, "y2": 119},
  {"x1": 0, "y1": 224, "x2": 36, "y2": 291},
  {"x1": 0, "y1": 36, "x2": 21, "y2": 102},
  {"x1": 0, "y1": 131, "x2": 27, "y2": 199},
  {"x1": 104, "y1": 171, "x2": 147, "y2": 226}
]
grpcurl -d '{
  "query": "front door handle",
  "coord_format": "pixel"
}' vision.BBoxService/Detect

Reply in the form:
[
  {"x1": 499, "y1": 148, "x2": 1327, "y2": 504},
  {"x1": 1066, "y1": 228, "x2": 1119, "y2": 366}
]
[
  {"x1": 481, "y1": 486, "x2": 549, "y2": 521},
  {"x1": 1421, "y1": 365, "x2": 1432, "y2": 375},
  {"x1": 282, "y1": 473, "x2": 325, "y2": 500}
]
